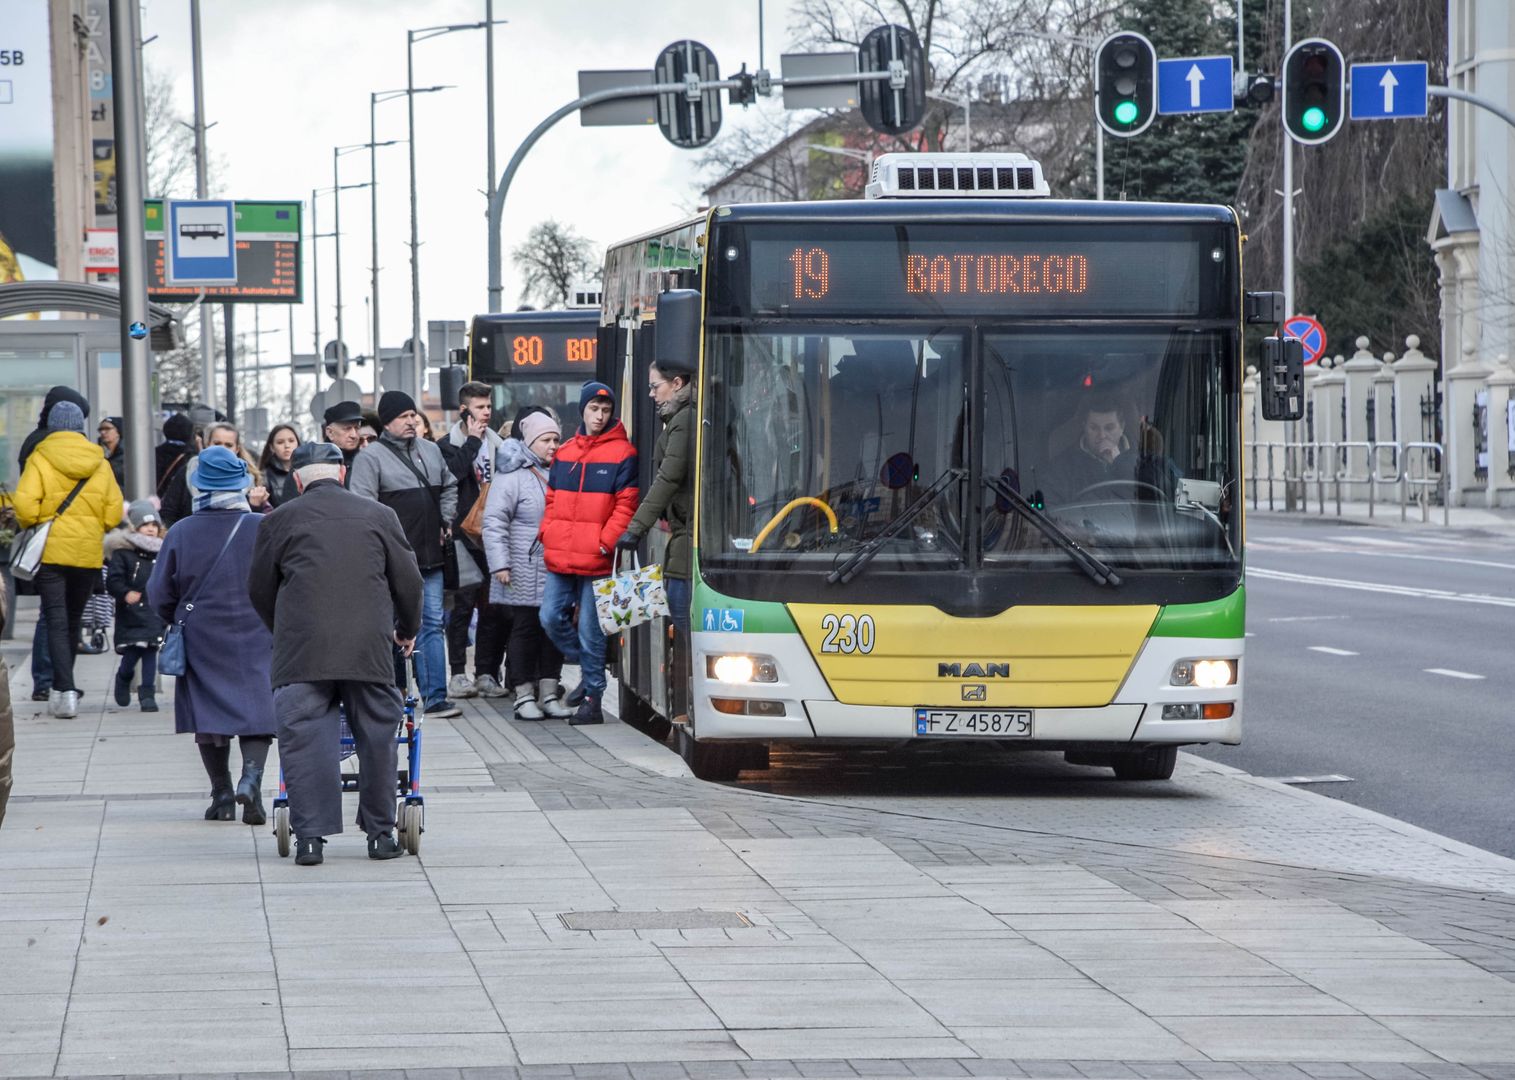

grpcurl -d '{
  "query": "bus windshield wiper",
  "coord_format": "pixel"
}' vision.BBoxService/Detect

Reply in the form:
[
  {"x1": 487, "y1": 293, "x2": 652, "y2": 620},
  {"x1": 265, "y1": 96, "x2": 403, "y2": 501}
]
[
  {"x1": 827, "y1": 468, "x2": 966, "y2": 585},
  {"x1": 984, "y1": 475, "x2": 1122, "y2": 587}
]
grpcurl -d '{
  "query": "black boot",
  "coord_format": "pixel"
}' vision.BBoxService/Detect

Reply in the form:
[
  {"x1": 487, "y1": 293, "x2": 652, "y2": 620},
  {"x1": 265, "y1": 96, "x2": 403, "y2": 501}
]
[
  {"x1": 138, "y1": 689, "x2": 158, "y2": 713},
  {"x1": 198, "y1": 744, "x2": 235, "y2": 821},
  {"x1": 113, "y1": 669, "x2": 132, "y2": 707},
  {"x1": 236, "y1": 761, "x2": 266, "y2": 825}
]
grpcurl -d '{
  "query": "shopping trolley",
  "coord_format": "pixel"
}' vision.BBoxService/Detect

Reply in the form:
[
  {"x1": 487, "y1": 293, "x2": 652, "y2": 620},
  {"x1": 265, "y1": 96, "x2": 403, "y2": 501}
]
[{"x1": 271, "y1": 693, "x2": 425, "y2": 857}]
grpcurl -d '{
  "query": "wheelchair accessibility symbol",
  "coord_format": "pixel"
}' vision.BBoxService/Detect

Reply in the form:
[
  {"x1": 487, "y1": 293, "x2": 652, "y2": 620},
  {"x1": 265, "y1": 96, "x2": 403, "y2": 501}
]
[{"x1": 702, "y1": 608, "x2": 745, "y2": 633}]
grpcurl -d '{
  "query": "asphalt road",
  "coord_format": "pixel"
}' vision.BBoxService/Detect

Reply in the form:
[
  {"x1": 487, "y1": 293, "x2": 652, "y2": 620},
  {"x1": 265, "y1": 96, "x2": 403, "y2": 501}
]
[
  {"x1": 640, "y1": 514, "x2": 1515, "y2": 862},
  {"x1": 1189, "y1": 514, "x2": 1515, "y2": 859}
]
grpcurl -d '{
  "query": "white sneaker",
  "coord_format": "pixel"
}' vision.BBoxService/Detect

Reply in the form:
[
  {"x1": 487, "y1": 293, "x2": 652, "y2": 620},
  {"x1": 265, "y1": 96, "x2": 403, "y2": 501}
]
[
  {"x1": 448, "y1": 673, "x2": 478, "y2": 699},
  {"x1": 473, "y1": 675, "x2": 508, "y2": 698}
]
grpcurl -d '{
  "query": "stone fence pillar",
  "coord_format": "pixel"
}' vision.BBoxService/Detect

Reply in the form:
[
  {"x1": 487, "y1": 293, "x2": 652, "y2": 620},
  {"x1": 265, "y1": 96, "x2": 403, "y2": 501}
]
[
  {"x1": 1444, "y1": 342, "x2": 1490, "y2": 506},
  {"x1": 1483, "y1": 354, "x2": 1515, "y2": 507},
  {"x1": 1341, "y1": 336, "x2": 1380, "y2": 499}
]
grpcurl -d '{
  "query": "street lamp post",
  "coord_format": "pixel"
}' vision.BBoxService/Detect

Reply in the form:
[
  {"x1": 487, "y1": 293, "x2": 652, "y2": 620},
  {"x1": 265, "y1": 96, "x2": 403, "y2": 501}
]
[
  {"x1": 333, "y1": 144, "x2": 377, "y2": 384},
  {"x1": 407, "y1": 14, "x2": 508, "y2": 360},
  {"x1": 371, "y1": 86, "x2": 448, "y2": 399}
]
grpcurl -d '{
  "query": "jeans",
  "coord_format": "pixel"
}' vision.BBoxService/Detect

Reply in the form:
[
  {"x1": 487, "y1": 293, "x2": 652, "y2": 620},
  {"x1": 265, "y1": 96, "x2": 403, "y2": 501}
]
[
  {"x1": 117, "y1": 647, "x2": 158, "y2": 695},
  {"x1": 30, "y1": 614, "x2": 52, "y2": 694},
  {"x1": 34, "y1": 565, "x2": 96, "y2": 693},
  {"x1": 540, "y1": 572, "x2": 607, "y2": 698},
  {"x1": 411, "y1": 569, "x2": 448, "y2": 708},
  {"x1": 665, "y1": 576, "x2": 691, "y2": 636}
]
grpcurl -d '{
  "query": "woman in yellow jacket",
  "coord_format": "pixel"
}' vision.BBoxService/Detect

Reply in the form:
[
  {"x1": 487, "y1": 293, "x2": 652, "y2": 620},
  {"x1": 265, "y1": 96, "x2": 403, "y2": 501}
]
[{"x1": 14, "y1": 401, "x2": 124, "y2": 718}]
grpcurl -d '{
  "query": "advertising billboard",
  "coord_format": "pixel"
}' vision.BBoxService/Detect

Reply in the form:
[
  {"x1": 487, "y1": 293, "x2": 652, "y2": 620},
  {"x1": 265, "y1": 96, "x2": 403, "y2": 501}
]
[{"x1": 0, "y1": 0, "x2": 57, "y2": 284}]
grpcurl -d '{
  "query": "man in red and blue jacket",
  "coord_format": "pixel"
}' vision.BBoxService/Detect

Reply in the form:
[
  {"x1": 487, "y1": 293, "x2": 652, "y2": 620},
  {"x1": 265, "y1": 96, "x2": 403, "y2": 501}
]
[{"x1": 538, "y1": 381, "x2": 638, "y2": 724}]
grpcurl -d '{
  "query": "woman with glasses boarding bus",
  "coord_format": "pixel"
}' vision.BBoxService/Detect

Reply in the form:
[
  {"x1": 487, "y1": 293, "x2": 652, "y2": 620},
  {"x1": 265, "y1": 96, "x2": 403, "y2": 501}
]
[{"x1": 600, "y1": 152, "x2": 1249, "y2": 783}]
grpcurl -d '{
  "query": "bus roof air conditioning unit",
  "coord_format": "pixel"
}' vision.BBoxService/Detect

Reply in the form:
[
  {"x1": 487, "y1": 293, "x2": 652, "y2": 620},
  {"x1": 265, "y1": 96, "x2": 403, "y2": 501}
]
[
  {"x1": 567, "y1": 282, "x2": 603, "y2": 309},
  {"x1": 865, "y1": 152, "x2": 1050, "y2": 199}
]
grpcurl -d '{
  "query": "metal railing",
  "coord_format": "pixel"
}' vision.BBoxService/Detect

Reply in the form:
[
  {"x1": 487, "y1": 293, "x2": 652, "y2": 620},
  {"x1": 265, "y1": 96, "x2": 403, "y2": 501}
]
[{"x1": 1245, "y1": 439, "x2": 1448, "y2": 524}]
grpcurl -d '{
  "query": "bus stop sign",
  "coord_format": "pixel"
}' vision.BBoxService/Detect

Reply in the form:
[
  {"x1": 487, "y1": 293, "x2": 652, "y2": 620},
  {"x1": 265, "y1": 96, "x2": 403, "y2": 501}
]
[
  {"x1": 1284, "y1": 315, "x2": 1327, "y2": 364},
  {"x1": 655, "y1": 40, "x2": 722, "y2": 149},
  {"x1": 858, "y1": 24, "x2": 926, "y2": 135}
]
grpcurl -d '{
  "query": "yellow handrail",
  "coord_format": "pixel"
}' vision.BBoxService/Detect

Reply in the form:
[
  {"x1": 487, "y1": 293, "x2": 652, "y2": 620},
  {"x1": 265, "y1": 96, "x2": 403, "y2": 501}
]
[{"x1": 749, "y1": 497, "x2": 839, "y2": 553}]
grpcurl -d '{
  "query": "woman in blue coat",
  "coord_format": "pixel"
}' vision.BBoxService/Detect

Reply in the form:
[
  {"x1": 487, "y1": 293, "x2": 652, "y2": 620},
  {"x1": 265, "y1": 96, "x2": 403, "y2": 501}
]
[{"x1": 147, "y1": 446, "x2": 277, "y2": 824}]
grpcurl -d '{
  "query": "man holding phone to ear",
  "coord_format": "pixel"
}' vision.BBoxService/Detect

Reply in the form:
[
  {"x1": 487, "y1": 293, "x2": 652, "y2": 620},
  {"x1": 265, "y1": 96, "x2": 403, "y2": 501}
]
[{"x1": 440, "y1": 382, "x2": 510, "y2": 700}]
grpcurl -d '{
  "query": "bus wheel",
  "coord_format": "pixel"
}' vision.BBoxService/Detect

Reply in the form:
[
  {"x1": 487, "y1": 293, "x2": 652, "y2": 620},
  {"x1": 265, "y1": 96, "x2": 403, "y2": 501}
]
[
  {"x1": 676, "y1": 723, "x2": 744, "y2": 783},
  {"x1": 1110, "y1": 746, "x2": 1178, "y2": 781}
]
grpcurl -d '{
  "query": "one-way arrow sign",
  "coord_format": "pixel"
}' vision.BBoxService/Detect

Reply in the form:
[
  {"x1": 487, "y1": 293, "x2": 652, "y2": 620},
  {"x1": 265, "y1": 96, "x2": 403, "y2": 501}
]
[
  {"x1": 1349, "y1": 61, "x2": 1428, "y2": 119},
  {"x1": 1157, "y1": 55, "x2": 1234, "y2": 115}
]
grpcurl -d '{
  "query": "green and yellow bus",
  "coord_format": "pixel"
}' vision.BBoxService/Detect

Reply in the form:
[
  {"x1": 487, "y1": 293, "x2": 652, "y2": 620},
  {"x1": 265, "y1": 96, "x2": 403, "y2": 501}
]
[{"x1": 601, "y1": 152, "x2": 1246, "y2": 782}]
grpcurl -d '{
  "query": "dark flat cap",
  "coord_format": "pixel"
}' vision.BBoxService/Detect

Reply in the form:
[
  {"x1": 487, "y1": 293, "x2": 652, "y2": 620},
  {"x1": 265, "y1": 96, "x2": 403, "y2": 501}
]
[
  {"x1": 290, "y1": 441, "x2": 345, "y2": 470},
  {"x1": 323, "y1": 400, "x2": 363, "y2": 425}
]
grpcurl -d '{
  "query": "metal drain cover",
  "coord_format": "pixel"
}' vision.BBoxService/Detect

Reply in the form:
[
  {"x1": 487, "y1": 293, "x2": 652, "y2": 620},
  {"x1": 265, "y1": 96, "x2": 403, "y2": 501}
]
[{"x1": 558, "y1": 910, "x2": 752, "y2": 930}]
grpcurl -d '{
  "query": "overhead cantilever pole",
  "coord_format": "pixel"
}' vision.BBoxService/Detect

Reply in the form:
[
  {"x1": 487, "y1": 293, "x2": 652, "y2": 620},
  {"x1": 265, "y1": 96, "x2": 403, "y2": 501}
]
[{"x1": 484, "y1": 70, "x2": 895, "y2": 313}]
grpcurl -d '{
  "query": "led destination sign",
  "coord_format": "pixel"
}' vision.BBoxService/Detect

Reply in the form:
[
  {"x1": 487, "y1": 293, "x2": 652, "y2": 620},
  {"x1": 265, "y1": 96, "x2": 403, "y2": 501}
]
[
  {"x1": 471, "y1": 320, "x2": 598, "y2": 380},
  {"x1": 717, "y1": 222, "x2": 1233, "y2": 319}
]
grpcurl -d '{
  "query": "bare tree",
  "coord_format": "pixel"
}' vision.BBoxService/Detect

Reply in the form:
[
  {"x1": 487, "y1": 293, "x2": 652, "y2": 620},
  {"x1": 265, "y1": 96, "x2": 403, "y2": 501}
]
[
  {"x1": 144, "y1": 63, "x2": 198, "y2": 198},
  {"x1": 513, "y1": 220, "x2": 600, "y2": 309}
]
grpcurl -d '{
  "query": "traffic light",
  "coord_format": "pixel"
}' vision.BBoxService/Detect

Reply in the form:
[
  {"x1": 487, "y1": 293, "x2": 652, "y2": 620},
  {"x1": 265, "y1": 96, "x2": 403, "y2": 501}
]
[
  {"x1": 1282, "y1": 38, "x2": 1345, "y2": 144},
  {"x1": 1093, "y1": 31, "x2": 1156, "y2": 137}
]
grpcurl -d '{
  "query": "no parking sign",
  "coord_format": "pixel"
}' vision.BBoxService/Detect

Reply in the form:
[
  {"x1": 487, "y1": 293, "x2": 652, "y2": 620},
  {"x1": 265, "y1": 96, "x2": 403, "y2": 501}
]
[{"x1": 1284, "y1": 315, "x2": 1327, "y2": 365}]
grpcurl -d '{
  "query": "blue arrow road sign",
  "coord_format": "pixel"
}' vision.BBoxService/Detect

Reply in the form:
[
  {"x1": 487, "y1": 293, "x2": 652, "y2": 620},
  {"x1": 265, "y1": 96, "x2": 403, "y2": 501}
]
[
  {"x1": 1157, "y1": 55, "x2": 1234, "y2": 115},
  {"x1": 1349, "y1": 61, "x2": 1428, "y2": 120}
]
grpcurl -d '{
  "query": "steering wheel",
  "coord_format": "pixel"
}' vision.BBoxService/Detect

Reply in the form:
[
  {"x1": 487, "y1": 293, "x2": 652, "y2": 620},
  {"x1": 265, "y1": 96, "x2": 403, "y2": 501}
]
[{"x1": 1068, "y1": 480, "x2": 1171, "y2": 505}]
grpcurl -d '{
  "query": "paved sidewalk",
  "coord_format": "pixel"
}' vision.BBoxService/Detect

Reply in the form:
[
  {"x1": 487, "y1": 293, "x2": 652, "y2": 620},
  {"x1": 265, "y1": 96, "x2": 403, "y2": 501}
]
[{"x1": 3, "y1": 601, "x2": 1515, "y2": 1079}]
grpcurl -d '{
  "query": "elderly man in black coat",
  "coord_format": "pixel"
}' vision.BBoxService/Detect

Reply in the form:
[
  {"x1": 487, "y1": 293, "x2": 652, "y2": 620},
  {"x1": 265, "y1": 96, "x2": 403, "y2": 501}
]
[{"x1": 247, "y1": 442, "x2": 423, "y2": 866}]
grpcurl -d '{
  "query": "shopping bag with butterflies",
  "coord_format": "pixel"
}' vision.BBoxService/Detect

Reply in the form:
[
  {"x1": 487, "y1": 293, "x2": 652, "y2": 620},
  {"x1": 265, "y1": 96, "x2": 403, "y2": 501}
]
[{"x1": 592, "y1": 553, "x2": 670, "y2": 635}]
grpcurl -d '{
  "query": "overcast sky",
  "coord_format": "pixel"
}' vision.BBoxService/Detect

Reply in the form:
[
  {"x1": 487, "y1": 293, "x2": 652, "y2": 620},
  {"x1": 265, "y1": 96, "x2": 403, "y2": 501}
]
[{"x1": 139, "y1": 0, "x2": 805, "y2": 375}]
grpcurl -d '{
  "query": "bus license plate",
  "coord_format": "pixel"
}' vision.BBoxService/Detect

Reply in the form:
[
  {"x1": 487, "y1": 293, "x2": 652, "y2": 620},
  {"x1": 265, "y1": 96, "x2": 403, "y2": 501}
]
[{"x1": 915, "y1": 708, "x2": 1033, "y2": 737}]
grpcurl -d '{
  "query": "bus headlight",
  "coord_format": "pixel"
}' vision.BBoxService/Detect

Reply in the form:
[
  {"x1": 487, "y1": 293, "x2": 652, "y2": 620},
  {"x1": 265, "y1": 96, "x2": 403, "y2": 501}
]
[
  {"x1": 707, "y1": 654, "x2": 779, "y2": 684},
  {"x1": 1171, "y1": 659, "x2": 1236, "y2": 688}
]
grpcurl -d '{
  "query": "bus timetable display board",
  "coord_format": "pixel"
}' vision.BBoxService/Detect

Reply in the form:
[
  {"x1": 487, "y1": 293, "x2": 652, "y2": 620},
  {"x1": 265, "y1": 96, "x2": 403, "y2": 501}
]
[
  {"x1": 715, "y1": 222, "x2": 1233, "y2": 319},
  {"x1": 471, "y1": 318, "x2": 599, "y2": 380},
  {"x1": 144, "y1": 200, "x2": 302, "y2": 303}
]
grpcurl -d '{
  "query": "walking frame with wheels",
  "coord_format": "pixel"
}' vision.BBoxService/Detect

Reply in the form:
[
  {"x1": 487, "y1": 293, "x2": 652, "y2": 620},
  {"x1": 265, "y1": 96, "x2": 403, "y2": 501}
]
[{"x1": 271, "y1": 693, "x2": 425, "y2": 857}]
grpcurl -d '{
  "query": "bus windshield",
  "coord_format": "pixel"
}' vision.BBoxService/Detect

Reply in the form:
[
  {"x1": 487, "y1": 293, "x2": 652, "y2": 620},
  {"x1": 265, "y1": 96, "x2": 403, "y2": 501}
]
[{"x1": 700, "y1": 325, "x2": 1238, "y2": 578}]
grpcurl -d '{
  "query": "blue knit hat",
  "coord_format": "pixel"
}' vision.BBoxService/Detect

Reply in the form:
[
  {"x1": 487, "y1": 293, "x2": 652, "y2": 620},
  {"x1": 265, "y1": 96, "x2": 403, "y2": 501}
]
[
  {"x1": 578, "y1": 381, "x2": 615, "y2": 419},
  {"x1": 192, "y1": 445, "x2": 250, "y2": 492},
  {"x1": 47, "y1": 401, "x2": 86, "y2": 433}
]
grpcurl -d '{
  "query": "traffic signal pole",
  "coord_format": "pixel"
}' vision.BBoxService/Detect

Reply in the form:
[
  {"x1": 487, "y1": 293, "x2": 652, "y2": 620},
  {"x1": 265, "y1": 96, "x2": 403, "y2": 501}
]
[
  {"x1": 1282, "y1": 0, "x2": 1298, "y2": 510},
  {"x1": 484, "y1": 68, "x2": 902, "y2": 313}
]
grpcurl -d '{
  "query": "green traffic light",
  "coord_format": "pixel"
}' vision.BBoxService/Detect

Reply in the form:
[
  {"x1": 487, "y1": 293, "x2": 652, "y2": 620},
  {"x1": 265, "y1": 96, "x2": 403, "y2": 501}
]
[
  {"x1": 1113, "y1": 100, "x2": 1140, "y2": 125},
  {"x1": 1301, "y1": 106, "x2": 1327, "y2": 132}
]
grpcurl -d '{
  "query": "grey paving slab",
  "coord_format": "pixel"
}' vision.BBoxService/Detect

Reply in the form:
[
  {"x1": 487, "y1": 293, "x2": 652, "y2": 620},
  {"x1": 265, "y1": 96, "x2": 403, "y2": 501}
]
[
  {"x1": 729, "y1": 1030, "x2": 976, "y2": 1061},
  {"x1": 689, "y1": 978, "x2": 945, "y2": 1031},
  {"x1": 1105, "y1": 980, "x2": 1361, "y2": 1017},
  {"x1": 1369, "y1": 1016, "x2": 1515, "y2": 1062},
  {"x1": 1154, "y1": 1017, "x2": 1438, "y2": 1063},
  {"x1": 509, "y1": 1030, "x2": 744, "y2": 1066}
]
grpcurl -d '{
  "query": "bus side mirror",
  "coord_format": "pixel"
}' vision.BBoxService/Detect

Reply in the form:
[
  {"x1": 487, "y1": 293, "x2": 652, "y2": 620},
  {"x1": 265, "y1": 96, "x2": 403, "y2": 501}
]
[
  {"x1": 654, "y1": 289, "x2": 702, "y2": 372},
  {"x1": 1260, "y1": 336, "x2": 1304, "y2": 421},
  {"x1": 1245, "y1": 291, "x2": 1285, "y2": 325}
]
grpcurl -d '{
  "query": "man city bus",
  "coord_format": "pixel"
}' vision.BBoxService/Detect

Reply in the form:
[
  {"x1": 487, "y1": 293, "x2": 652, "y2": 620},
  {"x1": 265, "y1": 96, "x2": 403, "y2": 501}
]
[{"x1": 601, "y1": 153, "x2": 1252, "y2": 782}]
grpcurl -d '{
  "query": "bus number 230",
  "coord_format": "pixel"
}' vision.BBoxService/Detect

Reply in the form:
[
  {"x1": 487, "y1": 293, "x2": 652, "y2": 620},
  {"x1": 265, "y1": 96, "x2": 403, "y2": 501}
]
[{"x1": 819, "y1": 613, "x2": 875, "y2": 654}]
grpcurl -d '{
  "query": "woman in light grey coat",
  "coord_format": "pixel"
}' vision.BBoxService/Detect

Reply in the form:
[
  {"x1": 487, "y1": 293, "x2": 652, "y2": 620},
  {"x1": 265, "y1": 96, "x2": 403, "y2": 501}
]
[{"x1": 482, "y1": 414, "x2": 570, "y2": 720}]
